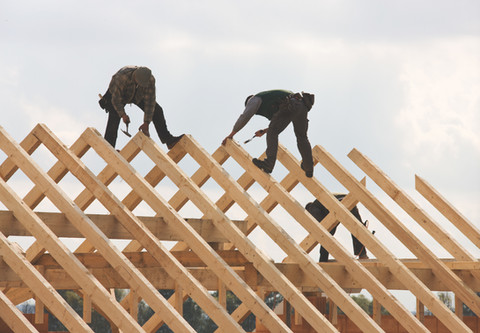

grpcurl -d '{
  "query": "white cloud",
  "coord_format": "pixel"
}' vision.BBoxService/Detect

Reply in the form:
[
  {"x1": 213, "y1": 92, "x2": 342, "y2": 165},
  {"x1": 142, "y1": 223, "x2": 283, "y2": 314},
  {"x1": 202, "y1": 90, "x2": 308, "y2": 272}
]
[
  {"x1": 20, "y1": 100, "x2": 88, "y2": 146},
  {"x1": 396, "y1": 37, "x2": 480, "y2": 158}
]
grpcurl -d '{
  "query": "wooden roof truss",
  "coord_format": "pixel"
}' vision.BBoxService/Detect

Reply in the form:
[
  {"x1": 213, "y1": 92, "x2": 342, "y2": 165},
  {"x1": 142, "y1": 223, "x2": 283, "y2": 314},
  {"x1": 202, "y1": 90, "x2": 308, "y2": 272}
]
[{"x1": 0, "y1": 123, "x2": 478, "y2": 332}]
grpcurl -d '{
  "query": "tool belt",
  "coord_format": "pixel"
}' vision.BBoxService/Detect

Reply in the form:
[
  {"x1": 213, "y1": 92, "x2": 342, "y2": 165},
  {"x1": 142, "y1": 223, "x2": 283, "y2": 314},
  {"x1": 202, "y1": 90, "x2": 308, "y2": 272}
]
[{"x1": 278, "y1": 93, "x2": 302, "y2": 110}]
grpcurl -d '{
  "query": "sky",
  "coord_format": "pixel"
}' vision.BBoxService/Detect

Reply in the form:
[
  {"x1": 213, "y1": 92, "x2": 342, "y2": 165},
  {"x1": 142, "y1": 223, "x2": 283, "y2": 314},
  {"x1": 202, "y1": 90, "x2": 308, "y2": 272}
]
[{"x1": 1, "y1": 0, "x2": 479, "y2": 312}]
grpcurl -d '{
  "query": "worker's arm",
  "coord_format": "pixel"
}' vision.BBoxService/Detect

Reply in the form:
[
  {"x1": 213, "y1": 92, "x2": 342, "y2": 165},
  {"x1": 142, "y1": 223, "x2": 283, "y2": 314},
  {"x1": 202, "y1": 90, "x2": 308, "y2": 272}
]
[
  {"x1": 222, "y1": 96, "x2": 262, "y2": 145},
  {"x1": 222, "y1": 130, "x2": 237, "y2": 145},
  {"x1": 109, "y1": 86, "x2": 127, "y2": 119},
  {"x1": 138, "y1": 122, "x2": 150, "y2": 137}
]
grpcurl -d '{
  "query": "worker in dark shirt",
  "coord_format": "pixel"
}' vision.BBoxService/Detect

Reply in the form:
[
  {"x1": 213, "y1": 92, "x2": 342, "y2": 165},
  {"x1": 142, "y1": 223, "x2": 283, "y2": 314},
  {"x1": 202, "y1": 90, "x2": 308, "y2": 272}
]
[
  {"x1": 223, "y1": 89, "x2": 315, "y2": 177},
  {"x1": 99, "y1": 66, "x2": 183, "y2": 149}
]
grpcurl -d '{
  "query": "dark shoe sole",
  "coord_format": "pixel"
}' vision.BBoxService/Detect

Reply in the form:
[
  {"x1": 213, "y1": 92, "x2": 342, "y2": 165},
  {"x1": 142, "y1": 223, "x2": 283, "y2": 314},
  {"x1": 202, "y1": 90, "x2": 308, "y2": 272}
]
[
  {"x1": 167, "y1": 134, "x2": 185, "y2": 149},
  {"x1": 301, "y1": 162, "x2": 313, "y2": 178},
  {"x1": 252, "y1": 158, "x2": 272, "y2": 174}
]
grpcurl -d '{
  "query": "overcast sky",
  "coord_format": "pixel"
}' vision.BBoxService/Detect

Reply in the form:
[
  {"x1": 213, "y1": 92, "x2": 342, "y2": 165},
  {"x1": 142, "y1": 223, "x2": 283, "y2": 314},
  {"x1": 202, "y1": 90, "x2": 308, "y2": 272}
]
[{"x1": 1, "y1": 0, "x2": 479, "y2": 311}]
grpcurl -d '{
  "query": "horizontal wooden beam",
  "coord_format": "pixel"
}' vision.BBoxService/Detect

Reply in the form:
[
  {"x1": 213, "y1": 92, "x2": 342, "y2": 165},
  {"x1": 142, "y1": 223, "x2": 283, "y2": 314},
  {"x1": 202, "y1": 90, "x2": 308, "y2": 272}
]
[
  {"x1": 0, "y1": 253, "x2": 478, "y2": 291},
  {"x1": 0, "y1": 210, "x2": 246, "y2": 242}
]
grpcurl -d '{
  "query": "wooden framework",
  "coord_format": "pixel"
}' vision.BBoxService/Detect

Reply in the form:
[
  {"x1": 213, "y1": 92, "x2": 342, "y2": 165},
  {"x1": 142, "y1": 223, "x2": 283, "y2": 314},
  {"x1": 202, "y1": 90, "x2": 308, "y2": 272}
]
[{"x1": 0, "y1": 123, "x2": 477, "y2": 332}]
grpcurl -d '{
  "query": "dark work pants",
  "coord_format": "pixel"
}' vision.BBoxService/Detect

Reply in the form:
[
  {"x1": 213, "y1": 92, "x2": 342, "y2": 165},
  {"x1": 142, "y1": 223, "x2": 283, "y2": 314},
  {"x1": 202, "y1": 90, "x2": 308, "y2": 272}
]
[
  {"x1": 102, "y1": 92, "x2": 173, "y2": 147},
  {"x1": 264, "y1": 99, "x2": 313, "y2": 172},
  {"x1": 319, "y1": 224, "x2": 367, "y2": 262}
]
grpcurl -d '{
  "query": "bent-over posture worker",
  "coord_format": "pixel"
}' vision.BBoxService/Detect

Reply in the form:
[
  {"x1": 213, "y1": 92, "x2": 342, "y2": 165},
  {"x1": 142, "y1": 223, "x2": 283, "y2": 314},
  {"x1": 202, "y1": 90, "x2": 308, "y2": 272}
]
[
  {"x1": 99, "y1": 66, "x2": 183, "y2": 149},
  {"x1": 222, "y1": 89, "x2": 315, "y2": 177},
  {"x1": 306, "y1": 194, "x2": 369, "y2": 262}
]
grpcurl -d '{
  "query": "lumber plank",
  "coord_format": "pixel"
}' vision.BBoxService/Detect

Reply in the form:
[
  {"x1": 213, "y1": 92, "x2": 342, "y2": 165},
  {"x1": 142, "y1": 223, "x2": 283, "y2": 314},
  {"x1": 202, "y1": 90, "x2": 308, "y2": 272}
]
[
  {"x1": 0, "y1": 210, "x2": 245, "y2": 242},
  {"x1": 185, "y1": 135, "x2": 375, "y2": 332},
  {"x1": 415, "y1": 175, "x2": 480, "y2": 249},
  {"x1": 0, "y1": 231, "x2": 93, "y2": 332},
  {"x1": 313, "y1": 145, "x2": 474, "y2": 332},
  {"x1": 0, "y1": 128, "x2": 147, "y2": 333},
  {"x1": 0, "y1": 254, "x2": 478, "y2": 290},
  {"x1": 83, "y1": 128, "x2": 291, "y2": 333}
]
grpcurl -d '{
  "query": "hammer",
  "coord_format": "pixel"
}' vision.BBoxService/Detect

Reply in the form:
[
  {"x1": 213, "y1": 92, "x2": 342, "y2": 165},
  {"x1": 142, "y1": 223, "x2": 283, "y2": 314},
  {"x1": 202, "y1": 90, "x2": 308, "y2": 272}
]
[{"x1": 121, "y1": 122, "x2": 131, "y2": 137}]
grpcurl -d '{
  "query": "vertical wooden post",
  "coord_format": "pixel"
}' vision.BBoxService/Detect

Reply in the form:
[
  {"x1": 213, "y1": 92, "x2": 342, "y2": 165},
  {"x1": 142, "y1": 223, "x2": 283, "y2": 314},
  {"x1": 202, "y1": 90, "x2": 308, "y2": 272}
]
[
  {"x1": 83, "y1": 291, "x2": 92, "y2": 324},
  {"x1": 175, "y1": 283, "x2": 184, "y2": 317},
  {"x1": 416, "y1": 299, "x2": 425, "y2": 323},
  {"x1": 218, "y1": 279, "x2": 227, "y2": 309},
  {"x1": 34, "y1": 265, "x2": 44, "y2": 324},
  {"x1": 34, "y1": 295, "x2": 44, "y2": 324},
  {"x1": 129, "y1": 289, "x2": 138, "y2": 321},
  {"x1": 329, "y1": 298, "x2": 338, "y2": 325},
  {"x1": 294, "y1": 307, "x2": 303, "y2": 326},
  {"x1": 109, "y1": 288, "x2": 123, "y2": 333},
  {"x1": 372, "y1": 298, "x2": 381, "y2": 324},
  {"x1": 455, "y1": 295, "x2": 464, "y2": 321}
]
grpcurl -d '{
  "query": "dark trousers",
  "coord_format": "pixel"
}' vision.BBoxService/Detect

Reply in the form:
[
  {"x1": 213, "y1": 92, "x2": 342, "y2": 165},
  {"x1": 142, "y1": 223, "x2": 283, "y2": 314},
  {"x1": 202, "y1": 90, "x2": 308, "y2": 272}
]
[
  {"x1": 264, "y1": 99, "x2": 313, "y2": 172},
  {"x1": 101, "y1": 91, "x2": 173, "y2": 147},
  {"x1": 319, "y1": 224, "x2": 367, "y2": 262}
]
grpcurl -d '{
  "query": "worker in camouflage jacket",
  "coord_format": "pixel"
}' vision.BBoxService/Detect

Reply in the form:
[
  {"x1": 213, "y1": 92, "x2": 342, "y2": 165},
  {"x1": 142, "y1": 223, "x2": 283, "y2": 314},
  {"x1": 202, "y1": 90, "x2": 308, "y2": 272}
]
[
  {"x1": 223, "y1": 89, "x2": 315, "y2": 177},
  {"x1": 99, "y1": 66, "x2": 183, "y2": 149}
]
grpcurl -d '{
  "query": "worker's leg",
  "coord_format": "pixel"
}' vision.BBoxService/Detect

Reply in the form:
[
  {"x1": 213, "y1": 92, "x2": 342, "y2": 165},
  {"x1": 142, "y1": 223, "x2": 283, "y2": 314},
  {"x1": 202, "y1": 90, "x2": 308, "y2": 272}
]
[
  {"x1": 291, "y1": 101, "x2": 313, "y2": 176},
  {"x1": 263, "y1": 107, "x2": 293, "y2": 170},
  {"x1": 104, "y1": 109, "x2": 121, "y2": 147},
  {"x1": 144, "y1": 103, "x2": 172, "y2": 143},
  {"x1": 139, "y1": 102, "x2": 183, "y2": 148},
  {"x1": 352, "y1": 234, "x2": 368, "y2": 258},
  {"x1": 320, "y1": 225, "x2": 338, "y2": 262},
  {"x1": 350, "y1": 206, "x2": 369, "y2": 259}
]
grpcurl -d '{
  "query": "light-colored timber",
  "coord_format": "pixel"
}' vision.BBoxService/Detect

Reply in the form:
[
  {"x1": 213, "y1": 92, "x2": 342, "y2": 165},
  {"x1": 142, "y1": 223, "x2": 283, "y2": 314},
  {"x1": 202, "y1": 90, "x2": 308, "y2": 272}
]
[{"x1": 0, "y1": 123, "x2": 476, "y2": 333}]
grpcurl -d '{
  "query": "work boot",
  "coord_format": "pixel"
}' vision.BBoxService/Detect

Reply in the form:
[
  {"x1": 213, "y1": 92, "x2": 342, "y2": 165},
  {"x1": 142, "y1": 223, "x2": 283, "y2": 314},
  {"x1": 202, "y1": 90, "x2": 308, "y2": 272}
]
[
  {"x1": 301, "y1": 162, "x2": 313, "y2": 178},
  {"x1": 252, "y1": 158, "x2": 273, "y2": 174},
  {"x1": 167, "y1": 134, "x2": 185, "y2": 149}
]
